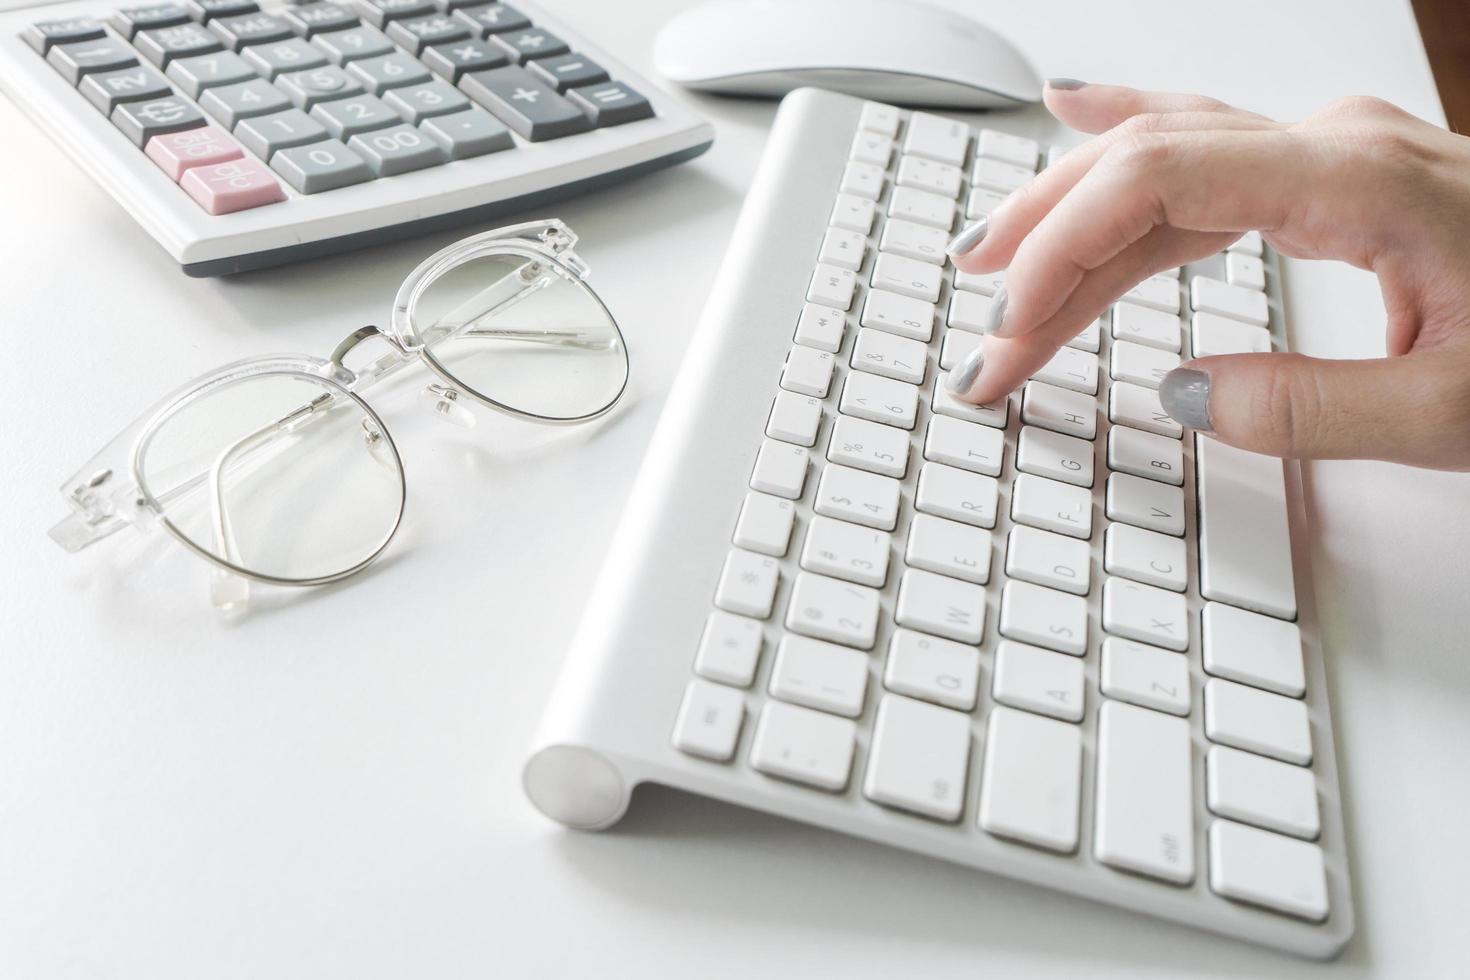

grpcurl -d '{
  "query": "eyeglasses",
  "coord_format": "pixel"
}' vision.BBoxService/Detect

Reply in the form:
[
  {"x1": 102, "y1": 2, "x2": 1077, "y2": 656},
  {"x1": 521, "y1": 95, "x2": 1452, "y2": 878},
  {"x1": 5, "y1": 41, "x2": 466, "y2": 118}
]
[{"x1": 50, "y1": 220, "x2": 628, "y2": 610}]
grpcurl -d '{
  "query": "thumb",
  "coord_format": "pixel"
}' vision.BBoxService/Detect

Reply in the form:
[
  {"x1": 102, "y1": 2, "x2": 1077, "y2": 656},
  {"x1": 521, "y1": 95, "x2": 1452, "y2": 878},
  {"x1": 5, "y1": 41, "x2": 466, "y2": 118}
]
[{"x1": 1157, "y1": 351, "x2": 1451, "y2": 465}]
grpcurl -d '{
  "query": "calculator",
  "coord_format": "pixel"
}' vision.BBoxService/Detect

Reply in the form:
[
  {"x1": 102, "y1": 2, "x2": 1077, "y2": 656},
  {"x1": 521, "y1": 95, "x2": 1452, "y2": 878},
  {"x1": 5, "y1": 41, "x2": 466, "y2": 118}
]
[{"x1": 0, "y1": 0, "x2": 713, "y2": 275}]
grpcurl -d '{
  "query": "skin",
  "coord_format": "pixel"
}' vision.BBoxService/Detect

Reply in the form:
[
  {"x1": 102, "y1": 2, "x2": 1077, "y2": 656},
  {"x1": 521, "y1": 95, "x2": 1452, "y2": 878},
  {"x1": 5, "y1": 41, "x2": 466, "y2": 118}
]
[{"x1": 948, "y1": 83, "x2": 1470, "y2": 471}]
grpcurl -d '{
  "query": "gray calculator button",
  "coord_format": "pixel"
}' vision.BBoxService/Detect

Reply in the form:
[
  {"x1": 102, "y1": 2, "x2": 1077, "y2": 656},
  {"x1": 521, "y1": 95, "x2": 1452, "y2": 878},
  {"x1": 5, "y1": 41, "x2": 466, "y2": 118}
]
[
  {"x1": 460, "y1": 65, "x2": 589, "y2": 141},
  {"x1": 420, "y1": 107, "x2": 511, "y2": 159},
  {"x1": 242, "y1": 38, "x2": 328, "y2": 79},
  {"x1": 357, "y1": 0, "x2": 435, "y2": 29},
  {"x1": 309, "y1": 93, "x2": 399, "y2": 137},
  {"x1": 271, "y1": 139, "x2": 374, "y2": 192},
  {"x1": 198, "y1": 77, "x2": 291, "y2": 127},
  {"x1": 280, "y1": 2, "x2": 358, "y2": 38},
  {"x1": 527, "y1": 53, "x2": 607, "y2": 93},
  {"x1": 452, "y1": 3, "x2": 530, "y2": 37},
  {"x1": 79, "y1": 64, "x2": 173, "y2": 114},
  {"x1": 490, "y1": 28, "x2": 569, "y2": 64},
  {"x1": 385, "y1": 14, "x2": 469, "y2": 54},
  {"x1": 346, "y1": 52, "x2": 432, "y2": 95},
  {"x1": 568, "y1": 81, "x2": 654, "y2": 128},
  {"x1": 382, "y1": 80, "x2": 469, "y2": 123},
  {"x1": 312, "y1": 25, "x2": 394, "y2": 64},
  {"x1": 348, "y1": 123, "x2": 448, "y2": 176},
  {"x1": 166, "y1": 50, "x2": 256, "y2": 95},
  {"x1": 210, "y1": 11, "x2": 293, "y2": 50},
  {"x1": 110, "y1": 4, "x2": 190, "y2": 39},
  {"x1": 276, "y1": 64, "x2": 362, "y2": 108},
  {"x1": 135, "y1": 23, "x2": 223, "y2": 67},
  {"x1": 45, "y1": 38, "x2": 138, "y2": 85},
  {"x1": 183, "y1": 0, "x2": 259, "y2": 24},
  {"x1": 234, "y1": 108, "x2": 330, "y2": 158},
  {"x1": 24, "y1": 17, "x2": 106, "y2": 54},
  {"x1": 109, "y1": 94, "x2": 205, "y2": 145},
  {"x1": 421, "y1": 38, "x2": 507, "y2": 82}
]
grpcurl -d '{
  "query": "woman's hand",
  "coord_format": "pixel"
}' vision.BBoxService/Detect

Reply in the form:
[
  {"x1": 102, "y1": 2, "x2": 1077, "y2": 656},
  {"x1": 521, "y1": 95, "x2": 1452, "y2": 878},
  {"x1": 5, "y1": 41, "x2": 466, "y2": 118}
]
[{"x1": 945, "y1": 82, "x2": 1470, "y2": 470}]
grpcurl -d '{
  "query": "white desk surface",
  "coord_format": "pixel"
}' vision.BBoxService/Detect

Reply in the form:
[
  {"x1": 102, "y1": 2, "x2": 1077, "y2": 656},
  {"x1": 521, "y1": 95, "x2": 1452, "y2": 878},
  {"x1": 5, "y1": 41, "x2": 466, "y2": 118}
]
[{"x1": 3, "y1": 0, "x2": 1468, "y2": 976}]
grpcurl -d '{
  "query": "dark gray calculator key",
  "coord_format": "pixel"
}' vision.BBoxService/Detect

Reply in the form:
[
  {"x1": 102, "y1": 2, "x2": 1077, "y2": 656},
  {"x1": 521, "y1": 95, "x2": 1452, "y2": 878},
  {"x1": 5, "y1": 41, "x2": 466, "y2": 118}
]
[
  {"x1": 276, "y1": 64, "x2": 363, "y2": 108},
  {"x1": 24, "y1": 18, "x2": 106, "y2": 54},
  {"x1": 527, "y1": 53, "x2": 607, "y2": 93},
  {"x1": 235, "y1": 108, "x2": 330, "y2": 158},
  {"x1": 346, "y1": 52, "x2": 431, "y2": 94},
  {"x1": 242, "y1": 38, "x2": 329, "y2": 79},
  {"x1": 109, "y1": 94, "x2": 205, "y2": 145},
  {"x1": 452, "y1": 3, "x2": 529, "y2": 37},
  {"x1": 385, "y1": 14, "x2": 469, "y2": 54},
  {"x1": 79, "y1": 64, "x2": 173, "y2": 115},
  {"x1": 183, "y1": 0, "x2": 259, "y2": 24},
  {"x1": 166, "y1": 50, "x2": 256, "y2": 95},
  {"x1": 490, "y1": 28, "x2": 569, "y2": 64},
  {"x1": 459, "y1": 66, "x2": 589, "y2": 141},
  {"x1": 312, "y1": 25, "x2": 394, "y2": 64},
  {"x1": 197, "y1": 77, "x2": 291, "y2": 127},
  {"x1": 110, "y1": 4, "x2": 190, "y2": 39},
  {"x1": 382, "y1": 80, "x2": 469, "y2": 122},
  {"x1": 348, "y1": 123, "x2": 448, "y2": 175},
  {"x1": 309, "y1": 92, "x2": 399, "y2": 137},
  {"x1": 421, "y1": 38, "x2": 507, "y2": 82},
  {"x1": 45, "y1": 38, "x2": 138, "y2": 85},
  {"x1": 357, "y1": 0, "x2": 436, "y2": 28},
  {"x1": 569, "y1": 81, "x2": 654, "y2": 128},
  {"x1": 281, "y1": 2, "x2": 358, "y2": 38},
  {"x1": 210, "y1": 11, "x2": 294, "y2": 49},
  {"x1": 135, "y1": 23, "x2": 223, "y2": 67},
  {"x1": 420, "y1": 107, "x2": 511, "y2": 159},
  {"x1": 271, "y1": 139, "x2": 374, "y2": 192}
]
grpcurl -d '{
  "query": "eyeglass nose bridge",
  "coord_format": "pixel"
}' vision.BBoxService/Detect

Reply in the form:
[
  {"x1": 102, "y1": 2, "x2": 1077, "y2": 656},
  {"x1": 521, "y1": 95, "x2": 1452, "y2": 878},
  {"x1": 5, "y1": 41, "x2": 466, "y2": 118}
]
[{"x1": 328, "y1": 324, "x2": 410, "y2": 383}]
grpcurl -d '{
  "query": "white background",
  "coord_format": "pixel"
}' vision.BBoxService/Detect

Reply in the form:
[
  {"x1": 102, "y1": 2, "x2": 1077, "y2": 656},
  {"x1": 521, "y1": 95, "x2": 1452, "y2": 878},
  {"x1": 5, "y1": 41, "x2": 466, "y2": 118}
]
[{"x1": 3, "y1": 0, "x2": 1469, "y2": 976}]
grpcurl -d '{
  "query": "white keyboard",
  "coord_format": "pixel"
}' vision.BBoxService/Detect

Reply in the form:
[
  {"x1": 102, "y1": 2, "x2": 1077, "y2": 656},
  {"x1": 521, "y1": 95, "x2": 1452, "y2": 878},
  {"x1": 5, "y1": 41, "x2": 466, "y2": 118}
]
[{"x1": 523, "y1": 88, "x2": 1353, "y2": 959}]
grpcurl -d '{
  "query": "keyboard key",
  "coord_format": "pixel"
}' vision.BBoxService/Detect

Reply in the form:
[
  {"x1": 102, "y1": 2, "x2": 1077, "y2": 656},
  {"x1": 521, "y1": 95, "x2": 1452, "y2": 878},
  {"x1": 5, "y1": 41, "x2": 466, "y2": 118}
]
[
  {"x1": 461, "y1": 66, "x2": 591, "y2": 140},
  {"x1": 453, "y1": 2, "x2": 531, "y2": 36},
  {"x1": 940, "y1": 327, "x2": 980, "y2": 371},
  {"x1": 884, "y1": 629, "x2": 980, "y2": 710},
  {"x1": 795, "y1": 302, "x2": 846, "y2": 352},
  {"x1": 770, "y1": 635, "x2": 869, "y2": 717},
  {"x1": 1017, "y1": 425, "x2": 1093, "y2": 488},
  {"x1": 896, "y1": 567, "x2": 985, "y2": 643},
  {"x1": 46, "y1": 38, "x2": 138, "y2": 85},
  {"x1": 992, "y1": 640, "x2": 1084, "y2": 722},
  {"x1": 903, "y1": 111, "x2": 968, "y2": 166},
  {"x1": 79, "y1": 65, "x2": 172, "y2": 115},
  {"x1": 1104, "y1": 522, "x2": 1188, "y2": 592},
  {"x1": 1121, "y1": 275, "x2": 1181, "y2": 314},
  {"x1": 766, "y1": 390, "x2": 822, "y2": 446},
  {"x1": 863, "y1": 694, "x2": 971, "y2": 821},
  {"x1": 785, "y1": 572, "x2": 880, "y2": 649},
  {"x1": 953, "y1": 267, "x2": 1004, "y2": 296},
  {"x1": 750, "y1": 439, "x2": 809, "y2": 499},
  {"x1": 421, "y1": 38, "x2": 509, "y2": 81},
  {"x1": 806, "y1": 263, "x2": 856, "y2": 310},
  {"x1": 280, "y1": 2, "x2": 359, "y2": 37},
  {"x1": 110, "y1": 95, "x2": 206, "y2": 146},
  {"x1": 840, "y1": 160, "x2": 885, "y2": 200},
  {"x1": 694, "y1": 610, "x2": 763, "y2": 687},
  {"x1": 972, "y1": 156, "x2": 1032, "y2": 194},
  {"x1": 184, "y1": 0, "x2": 260, "y2": 23},
  {"x1": 1206, "y1": 745, "x2": 1320, "y2": 840},
  {"x1": 1202, "y1": 602, "x2": 1305, "y2": 697},
  {"x1": 1102, "y1": 576, "x2": 1189, "y2": 651},
  {"x1": 1031, "y1": 346, "x2": 1099, "y2": 394},
  {"x1": 313, "y1": 25, "x2": 394, "y2": 63},
  {"x1": 178, "y1": 156, "x2": 286, "y2": 213},
  {"x1": 1112, "y1": 301, "x2": 1181, "y2": 352},
  {"x1": 817, "y1": 227, "x2": 866, "y2": 272},
  {"x1": 749, "y1": 700, "x2": 856, "y2": 791},
  {"x1": 781, "y1": 345, "x2": 835, "y2": 398},
  {"x1": 1204, "y1": 678, "x2": 1312, "y2": 765},
  {"x1": 1229, "y1": 230, "x2": 1264, "y2": 256},
  {"x1": 1226, "y1": 252, "x2": 1266, "y2": 291},
  {"x1": 714, "y1": 548, "x2": 780, "y2": 619},
  {"x1": 242, "y1": 37, "x2": 328, "y2": 79},
  {"x1": 346, "y1": 51, "x2": 431, "y2": 94},
  {"x1": 1105, "y1": 472, "x2": 1185, "y2": 536},
  {"x1": 135, "y1": 22, "x2": 222, "y2": 67},
  {"x1": 166, "y1": 50, "x2": 257, "y2": 96},
  {"x1": 275, "y1": 64, "x2": 363, "y2": 108},
  {"x1": 850, "y1": 128, "x2": 893, "y2": 167},
  {"x1": 309, "y1": 93, "x2": 398, "y2": 138},
  {"x1": 1066, "y1": 316, "x2": 1103, "y2": 353},
  {"x1": 895, "y1": 153, "x2": 962, "y2": 197},
  {"x1": 905, "y1": 513, "x2": 991, "y2": 585},
  {"x1": 861, "y1": 289, "x2": 934, "y2": 341},
  {"x1": 269, "y1": 138, "x2": 374, "y2": 192},
  {"x1": 357, "y1": 0, "x2": 435, "y2": 28},
  {"x1": 1191, "y1": 312, "x2": 1271, "y2": 358},
  {"x1": 144, "y1": 124, "x2": 243, "y2": 179},
  {"x1": 879, "y1": 218, "x2": 947, "y2": 264},
  {"x1": 528, "y1": 53, "x2": 609, "y2": 92},
  {"x1": 858, "y1": 100, "x2": 900, "y2": 137},
  {"x1": 1005, "y1": 525, "x2": 1088, "y2": 595},
  {"x1": 851, "y1": 328, "x2": 926, "y2": 385},
  {"x1": 1108, "y1": 381, "x2": 1180, "y2": 438},
  {"x1": 348, "y1": 123, "x2": 449, "y2": 175},
  {"x1": 111, "y1": 4, "x2": 190, "y2": 39},
  {"x1": 24, "y1": 17, "x2": 106, "y2": 54},
  {"x1": 827, "y1": 415, "x2": 908, "y2": 478},
  {"x1": 1107, "y1": 425, "x2": 1184, "y2": 486},
  {"x1": 947, "y1": 290, "x2": 995, "y2": 334},
  {"x1": 1010, "y1": 472, "x2": 1091, "y2": 539},
  {"x1": 567, "y1": 80, "x2": 656, "y2": 129},
  {"x1": 419, "y1": 107, "x2": 513, "y2": 158},
  {"x1": 799, "y1": 514, "x2": 890, "y2": 587},
  {"x1": 814, "y1": 464, "x2": 899, "y2": 531},
  {"x1": 840, "y1": 372, "x2": 918, "y2": 429},
  {"x1": 998, "y1": 579, "x2": 1087, "y2": 655},
  {"x1": 979, "y1": 706, "x2": 1082, "y2": 852},
  {"x1": 977, "y1": 128, "x2": 1038, "y2": 169},
  {"x1": 1100, "y1": 636, "x2": 1191, "y2": 716},
  {"x1": 1191, "y1": 276, "x2": 1269, "y2": 327},
  {"x1": 931, "y1": 376, "x2": 1008, "y2": 429},
  {"x1": 830, "y1": 192, "x2": 876, "y2": 234},
  {"x1": 922, "y1": 415, "x2": 1003, "y2": 477},
  {"x1": 915, "y1": 462, "x2": 998, "y2": 529},
  {"x1": 1208, "y1": 820, "x2": 1328, "y2": 921},
  {"x1": 1095, "y1": 700, "x2": 1195, "y2": 884},
  {"x1": 888, "y1": 186, "x2": 955, "y2": 230},
  {"x1": 198, "y1": 77, "x2": 290, "y2": 127},
  {"x1": 210, "y1": 11, "x2": 294, "y2": 49},
  {"x1": 1021, "y1": 380, "x2": 1096, "y2": 440},
  {"x1": 966, "y1": 186, "x2": 1007, "y2": 220},
  {"x1": 490, "y1": 27, "x2": 569, "y2": 62},
  {"x1": 733, "y1": 491, "x2": 795, "y2": 557},
  {"x1": 672, "y1": 679, "x2": 745, "y2": 761},
  {"x1": 1196, "y1": 436, "x2": 1297, "y2": 619},
  {"x1": 234, "y1": 107, "x2": 329, "y2": 158},
  {"x1": 1109, "y1": 340, "x2": 1179, "y2": 390},
  {"x1": 871, "y1": 252, "x2": 941, "y2": 303},
  {"x1": 385, "y1": 13, "x2": 469, "y2": 53}
]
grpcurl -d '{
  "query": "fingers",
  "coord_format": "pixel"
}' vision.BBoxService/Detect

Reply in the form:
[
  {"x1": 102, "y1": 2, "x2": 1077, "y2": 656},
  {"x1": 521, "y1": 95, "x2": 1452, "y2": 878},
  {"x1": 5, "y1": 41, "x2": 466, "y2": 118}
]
[{"x1": 1042, "y1": 81, "x2": 1271, "y2": 134}]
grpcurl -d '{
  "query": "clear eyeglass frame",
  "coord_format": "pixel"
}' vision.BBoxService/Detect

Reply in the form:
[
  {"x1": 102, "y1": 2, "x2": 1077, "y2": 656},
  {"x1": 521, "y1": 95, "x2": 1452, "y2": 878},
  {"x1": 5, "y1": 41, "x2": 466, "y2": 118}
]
[{"x1": 49, "y1": 219, "x2": 629, "y2": 610}]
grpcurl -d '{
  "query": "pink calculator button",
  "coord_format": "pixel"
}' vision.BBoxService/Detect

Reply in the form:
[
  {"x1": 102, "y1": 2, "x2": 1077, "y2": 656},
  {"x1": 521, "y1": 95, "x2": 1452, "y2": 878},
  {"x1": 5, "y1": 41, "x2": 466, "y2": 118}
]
[
  {"x1": 179, "y1": 158, "x2": 286, "y2": 215},
  {"x1": 145, "y1": 125, "x2": 244, "y2": 181}
]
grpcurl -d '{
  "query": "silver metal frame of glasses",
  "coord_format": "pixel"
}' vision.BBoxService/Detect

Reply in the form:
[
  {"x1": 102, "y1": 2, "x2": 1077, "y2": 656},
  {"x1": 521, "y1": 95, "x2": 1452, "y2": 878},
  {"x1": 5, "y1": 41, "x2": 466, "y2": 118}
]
[{"x1": 49, "y1": 219, "x2": 629, "y2": 601}]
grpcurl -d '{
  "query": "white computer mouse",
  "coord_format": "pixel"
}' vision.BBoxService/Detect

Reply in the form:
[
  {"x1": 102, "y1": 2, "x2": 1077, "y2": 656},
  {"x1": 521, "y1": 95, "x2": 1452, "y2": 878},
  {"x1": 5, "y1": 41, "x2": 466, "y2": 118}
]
[{"x1": 653, "y1": 0, "x2": 1042, "y2": 109}]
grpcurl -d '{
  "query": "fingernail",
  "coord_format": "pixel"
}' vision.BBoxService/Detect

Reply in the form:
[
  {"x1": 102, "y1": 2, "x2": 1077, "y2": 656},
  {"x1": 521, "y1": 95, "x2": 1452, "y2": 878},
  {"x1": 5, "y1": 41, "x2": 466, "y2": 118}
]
[
  {"x1": 1159, "y1": 367, "x2": 1213, "y2": 432},
  {"x1": 1046, "y1": 77, "x2": 1088, "y2": 91},
  {"x1": 984, "y1": 286, "x2": 1008, "y2": 334},
  {"x1": 946, "y1": 217, "x2": 988, "y2": 257},
  {"x1": 944, "y1": 345, "x2": 986, "y2": 398}
]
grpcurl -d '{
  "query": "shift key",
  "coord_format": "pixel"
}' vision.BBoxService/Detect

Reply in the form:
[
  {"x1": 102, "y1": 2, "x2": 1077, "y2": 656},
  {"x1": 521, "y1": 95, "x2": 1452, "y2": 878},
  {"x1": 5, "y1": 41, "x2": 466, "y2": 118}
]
[{"x1": 458, "y1": 65, "x2": 589, "y2": 141}]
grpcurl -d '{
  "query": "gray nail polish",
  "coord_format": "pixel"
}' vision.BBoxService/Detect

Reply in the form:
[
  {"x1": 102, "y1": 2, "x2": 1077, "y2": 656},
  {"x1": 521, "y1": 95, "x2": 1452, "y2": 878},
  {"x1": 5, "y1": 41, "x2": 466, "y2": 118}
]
[
  {"x1": 946, "y1": 217, "x2": 988, "y2": 256},
  {"x1": 1047, "y1": 77, "x2": 1087, "y2": 91},
  {"x1": 1159, "y1": 367, "x2": 1213, "y2": 432},
  {"x1": 945, "y1": 345, "x2": 986, "y2": 397},
  {"x1": 983, "y1": 286, "x2": 1008, "y2": 334}
]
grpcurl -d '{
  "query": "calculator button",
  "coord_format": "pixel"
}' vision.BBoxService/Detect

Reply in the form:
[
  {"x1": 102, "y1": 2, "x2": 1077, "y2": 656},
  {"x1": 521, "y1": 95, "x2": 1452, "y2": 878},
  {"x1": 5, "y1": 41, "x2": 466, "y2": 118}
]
[
  {"x1": 276, "y1": 64, "x2": 362, "y2": 109},
  {"x1": 45, "y1": 38, "x2": 138, "y2": 85},
  {"x1": 490, "y1": 28, "x2": 569, "y2": 63},
  {"x1": 165, "y1": 50, "x2": 256, "y2": 96},
  {"x1": 382, "y1": 80, "x2": 470, "y2": 122},
  {"x1": 79, "y1": 65, "x2": 173, "y2": 115},
  {"x1": 135, "y1": 23, "x2": 224, "y2": 67},
  {"x1": 452, "y1": 2, "x2": 531, "y2": 36},
  {"x1": 110, "y1": 94, "x2": 206, "y2": 145},
  {"x1": 110, "y1": 4, "x2": 191, "y2": 39},
  {"x1": 346, "y1": 52, "x2": 432, "y2": 95},
  {"x1": 209, "y1": 12, "x2": 294, "y2": 50},
  {"x1": 279, "y1": 2, "x2": 359, "y2": 37},
  {"x1": 460, "y1": 66, "x2": 590, "y2": 141},
  {"x1": 312, "y1": 25, "x2": 394, "y2": 64},
  {"x1": 527, "y1": 53, "x2": 608, "y2": 92},
  {"x1": 308, "y1": 93, "x2": 399, "y2": 137},
  {"x1": 347, "y1": 123, "x2": 448, "y2": 175},
  {"x1": 24, "y1": 17, "x2": 106, "y2": 54},
  {"x1": 356, "y1": 0, "x2": 436, "y2": 28},
  {"x1": 419, "y1": 107, "x2": 513, "y2": 158},
  {"x1": 385, "y1": 14, "x2": 470, "y2": 54},
  {"x1": 179, "y1": 156, "x2": 286, "y2": 212},
  {"x1": 242, "y1": 38, "x2": 329, "y2": 79},
  {"x1": 420, "y1": 38, "x2": 508, "y2": 81},
  {"x1": 270, "y1": 139, "x2": 374, "y2": 192},
  {"x1": 183, "y1": 0, "x2": 259, "y2": 24},
  {"x1": 568, "y1": 81, "x2": 653, "y2": 127},
  {"x1": 198, "y1": 78, "x2": 291, "y2": 128},
  {"x1": 144, "y1": 124, "x2": 243, "y2": 179},
  {"x1": 235, "y1": 107, "x2": 330, "y2": 158}
]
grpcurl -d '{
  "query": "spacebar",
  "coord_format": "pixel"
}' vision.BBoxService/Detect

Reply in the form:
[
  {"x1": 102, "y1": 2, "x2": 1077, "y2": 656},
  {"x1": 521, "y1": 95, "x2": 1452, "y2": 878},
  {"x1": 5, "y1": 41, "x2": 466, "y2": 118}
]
[{"x1": 1196, "y1": 435, "x2": 1297, "y2": 620}]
